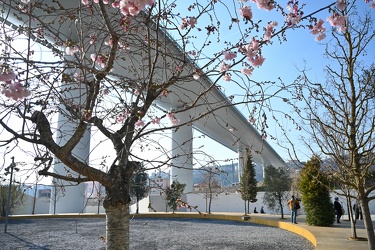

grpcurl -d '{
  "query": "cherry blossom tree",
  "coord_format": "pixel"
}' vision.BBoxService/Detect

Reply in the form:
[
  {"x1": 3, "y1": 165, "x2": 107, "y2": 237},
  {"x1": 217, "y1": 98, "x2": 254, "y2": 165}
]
[{"x1": 0, "y1": 0, "x2": 373, "y2": 249}]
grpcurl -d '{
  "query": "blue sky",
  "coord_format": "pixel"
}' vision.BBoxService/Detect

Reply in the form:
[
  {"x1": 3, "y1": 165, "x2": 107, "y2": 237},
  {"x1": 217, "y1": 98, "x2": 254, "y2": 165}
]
[
  {"x1": 1, "y1": 1, "x2": 374, "y2": 185},
  {"x1": 206, "y1": 1, "x2": 375, "y2": 162}
]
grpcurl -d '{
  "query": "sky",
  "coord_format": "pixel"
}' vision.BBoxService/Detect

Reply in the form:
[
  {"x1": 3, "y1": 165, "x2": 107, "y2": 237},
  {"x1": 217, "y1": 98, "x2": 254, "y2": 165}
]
[{"x1": 1, "y1": 1, "x2": 374, "y2": 185}]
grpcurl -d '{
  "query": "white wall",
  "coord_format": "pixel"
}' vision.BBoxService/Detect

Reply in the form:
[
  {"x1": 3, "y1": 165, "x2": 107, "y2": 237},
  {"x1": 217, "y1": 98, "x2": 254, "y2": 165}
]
[
  {"x1": 14, "y1": 190, "x2": 375, "y2": 216},
  {"x1": 14, "y1": 194, "x2": 50, "y2": 215}
]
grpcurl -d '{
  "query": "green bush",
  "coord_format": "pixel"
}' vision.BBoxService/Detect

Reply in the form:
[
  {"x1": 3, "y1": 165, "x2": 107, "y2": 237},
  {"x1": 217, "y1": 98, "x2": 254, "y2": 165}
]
[{"x1": 299, "y1": 156, "x2": 335, "y2": 226}]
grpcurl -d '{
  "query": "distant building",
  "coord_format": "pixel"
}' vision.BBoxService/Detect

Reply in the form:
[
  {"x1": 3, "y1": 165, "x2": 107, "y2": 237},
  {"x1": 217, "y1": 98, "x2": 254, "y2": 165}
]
[
  {"x1": 38, "y1": 188, "x2": 51, "y2": 198},
  {"x1": 149, "y1": 171, "x2": 170, "y2": 196}
]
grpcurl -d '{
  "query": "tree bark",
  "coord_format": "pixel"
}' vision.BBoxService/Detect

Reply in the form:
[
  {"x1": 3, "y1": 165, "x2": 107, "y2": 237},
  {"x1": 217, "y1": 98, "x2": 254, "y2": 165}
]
[
  {"x1": 278, "y1": 198, "x2": 284, "y2": 219},
  {"x1": 105, "y1": 205, "x2": 130, "y2": 250},
  {"x1": 346, "y1": 196, "x2": 357, "y2": 239},
  {"x1": 360, "y1": 197, "x2": 375, "y2": 249}
]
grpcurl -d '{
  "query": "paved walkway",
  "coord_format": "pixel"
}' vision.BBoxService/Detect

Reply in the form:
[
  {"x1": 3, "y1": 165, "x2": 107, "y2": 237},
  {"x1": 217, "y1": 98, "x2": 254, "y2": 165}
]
[{"x1": 246, "y1": 213, "x2": 370, "y2": 250}]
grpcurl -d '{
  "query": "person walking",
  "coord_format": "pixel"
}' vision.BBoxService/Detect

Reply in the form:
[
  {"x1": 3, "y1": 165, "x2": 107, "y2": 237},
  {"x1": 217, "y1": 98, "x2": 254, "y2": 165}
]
[
  {"x1": 353, "y1": 203, "x2": 363, "y2": 220},
  {"x1": 287, "y1": 195, "x2": 300, "y2": 224},
  {"x1": 260, "y1": 206, "x2": 265, "y2": 214},
  {"x1": 334, "y1": 197, "x2": 343, "y2": 223}
]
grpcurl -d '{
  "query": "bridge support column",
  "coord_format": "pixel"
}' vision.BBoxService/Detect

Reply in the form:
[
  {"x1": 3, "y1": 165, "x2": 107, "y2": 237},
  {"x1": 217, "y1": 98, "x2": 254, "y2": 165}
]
[
  {"x1": 170, "y1": 111, "x2": 193, "y2": 193},
  {"x1": 49, "y1": 83, "x2": 90, "y2": 214}
]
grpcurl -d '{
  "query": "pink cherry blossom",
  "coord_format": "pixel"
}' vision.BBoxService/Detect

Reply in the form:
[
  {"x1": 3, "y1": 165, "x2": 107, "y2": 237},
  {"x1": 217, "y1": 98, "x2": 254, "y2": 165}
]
[
  {"x1": 112, "y1": 1, "x2": 120, "y2": 8},
  {"x1": 167, "y1": 112, "x2": 180, "y2": 125},
  {"x1": 245, "y1": 38, "x2": 259, "y2": 57},
  {"x1": 73, "y1": 72, "x2": 84, "y2": 82},
  {"x1": 223, "y1": 74, "x2": 231, "y2": 81},
  {"x1": 65, "y1": 46, "x2": 79, "y2": 56},
  {"x1": 244, "y1": 38, "x2": 265, "y2": 67},
  {"x1": 116, "y1": 0, "x2": 156, "y2": 17},
  {"x1": 90, "y1": 34, "x2": 97, "y2": 45},
  {"x1": 249, "y1": 55, "x2": 265, "y2": 67},
  {"x1": 151, "y1": 117, "x2": 160, "y2": 124},
  {"x1": 310, "y1": 19, "x2": 326, "y2": 41},
  {"x1": 239, "y1": 5, "x2": 252, "y2": 21},
  {"x1": 105, "y1": 38, "x2": 114, "y2": 47},
  {"x1": 0, "y1": 70, "x2": 16, "y2": 82},
  {"x1": 175, "y1": 65, "x2": 184, "y2": 72},
  {"x1": 248, "y1": 116, "x2": 256, "y2": 124},
  {"x1": 135, "y1": 119, "x2": 145, "y2": 127},
  {"x1": 327, "y1": 13, "x2": 347, "y2": 32},
  {"x1": 241, "y1": 67, "x2": 254, "y2": 76},
  {"x1": 117, "y1": 113, "x2": 125, "y2": 123},
  {"x1": 286, "y1": 13, "x2": 302, "y2": 26},
  {"x1": 315, "y1": 33, "x2": 326, "y2": 41},
  {"x1": 219, "y1": 62, "x2": 231, "y2": 72},
  {"x1": 250, "y1": 0, "x2": 276, "y2": 11},
  {"x1": 223, "y1": 51, "x2": 237, "y2": 61},
  {"x1": 1, "y1": 80, "x2": 31, "y2": 101},
  {"x1": 336, "y1": 0, "x2": 347, "y2": 10},
  {"x1": 90, "y1": 54, "x2": 107, "y2": 68},
  {"x1": 101, "y1": 89, "x2": 109, "y2": 95},
  {"x1": 263, "y1": 21, "x2": 278, "y2": 41},
  {"x1": 180, "y1": 17, "x2": 197, "y2": 30},
  {"x1": 370, "y1": 0, "x2": 375, "y2": 8},
  {"x1": 188, "y1": 50, "x2": 197, "y2": 57},
  {"x1": 161, "y1": 89, "x2": 169, "y2": 97}
]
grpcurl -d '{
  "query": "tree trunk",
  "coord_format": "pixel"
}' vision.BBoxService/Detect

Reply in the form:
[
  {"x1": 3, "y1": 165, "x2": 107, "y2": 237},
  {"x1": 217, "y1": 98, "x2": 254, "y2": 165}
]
[
  {"x1": 346, "y1": 196, "x2": 357, "y2": 239},
  {"x1": 103, "y1": 161, "x2": 136, "y2": 249},
  {"x1": 278, "y1": 198, "x2": 284, "y2": 219},
  {"x1": 208, "y1": 193, "x2": 212, "y2": 214},
  {"x1": 136, "y1": 197, "x2": 139, "y2": 214},
  {"x1": 359, "y1": 197, "x2": 375, "y2": 249},
  {"x1": 97, "y1": 200, "x2": 101, "y2": 214},
  {"x1": 105, "y1": 205, "x2": 130, "y2": 250},
  {"x1": 244, "y1": 200, "x2": 247, "y2": 215}
]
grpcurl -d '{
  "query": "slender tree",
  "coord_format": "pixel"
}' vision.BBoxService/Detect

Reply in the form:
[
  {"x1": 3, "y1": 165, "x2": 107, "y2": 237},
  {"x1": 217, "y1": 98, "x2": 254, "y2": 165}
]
[
  {"x1": 0, "y1": 181, "x2": 25, "y2": 217},
  {"x1": 0, "y1": 1, "x2": 366, "y2": 249},
  {"x1": 262, "y1": 165, "x2": 291, "y2": 219},
  {"x1": 291, "y1": 3, "x2": 375, "y2": 246},
  {"x1": 130, "y1": 169, "x2": 148, "y2": 214},
  {"x1": 201, "y1": 166, "x2": 221, "y2": 214},
  {"x1": 239, "y1": 151, "x2": 257, "y2": 215},
  {"x1": 165, "y1": 180, "x2": 185, "y2": 213}
]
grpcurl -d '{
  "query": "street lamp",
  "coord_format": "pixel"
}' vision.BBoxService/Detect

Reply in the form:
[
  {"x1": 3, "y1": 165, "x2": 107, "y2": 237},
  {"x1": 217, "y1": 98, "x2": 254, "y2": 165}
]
[{"x1": 4, "y1": 157, "x2": 19, "y2": 233}]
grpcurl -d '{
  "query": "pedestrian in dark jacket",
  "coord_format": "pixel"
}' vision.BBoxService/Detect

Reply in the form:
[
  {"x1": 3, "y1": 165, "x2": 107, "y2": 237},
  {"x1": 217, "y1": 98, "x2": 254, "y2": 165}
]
[{"x1": 334, "y1": 197, "x2": 342, "y2": 223}]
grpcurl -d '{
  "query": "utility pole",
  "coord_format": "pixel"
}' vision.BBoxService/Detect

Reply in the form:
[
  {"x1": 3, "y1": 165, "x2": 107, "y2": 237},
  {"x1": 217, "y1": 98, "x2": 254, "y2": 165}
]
[{"x1": 4, "y1": 157, "x2": 18, "y2": 233}]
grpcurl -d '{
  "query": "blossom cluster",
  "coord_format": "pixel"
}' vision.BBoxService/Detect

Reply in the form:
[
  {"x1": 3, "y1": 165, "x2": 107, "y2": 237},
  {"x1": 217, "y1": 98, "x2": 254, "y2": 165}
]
[
  {"x1": 0, "y1": 68, "x2": 30, "y2": 101},
  {"x1": 82, "y1": 0, "x2": 155, "y2": 17},
  {"x1": 310, "y1": 19, "x2": 326, "y2": 41},
  {"x1": 285, "y1": 1, "x2": 302, "y2": 26},
  {"x1": 250, "y1": 0, "x2": 276, "y2": 11},
  {"x1": 244, "y1": 38, "x2": 265, "y2": 67},
  {"x1": 180, "y1": 17, "x2": 197, "y2": 30}
]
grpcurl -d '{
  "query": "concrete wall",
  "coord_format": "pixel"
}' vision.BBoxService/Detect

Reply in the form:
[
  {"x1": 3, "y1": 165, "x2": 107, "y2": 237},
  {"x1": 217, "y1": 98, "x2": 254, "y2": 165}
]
[
  {"x1": 14, "y1": 190, "x2": 375, "y2": 216},
  {"x1": 13, "y1": 194, "x2": 50, "y2": 215}
]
